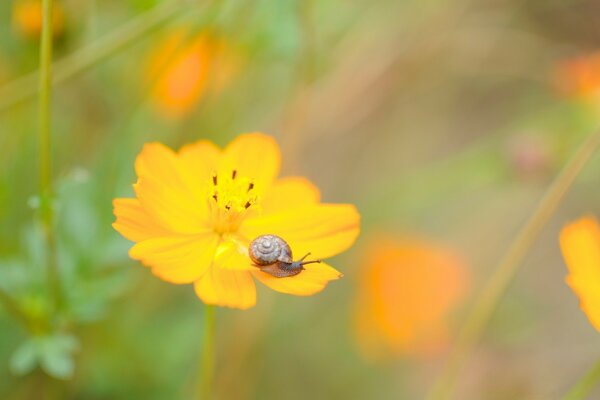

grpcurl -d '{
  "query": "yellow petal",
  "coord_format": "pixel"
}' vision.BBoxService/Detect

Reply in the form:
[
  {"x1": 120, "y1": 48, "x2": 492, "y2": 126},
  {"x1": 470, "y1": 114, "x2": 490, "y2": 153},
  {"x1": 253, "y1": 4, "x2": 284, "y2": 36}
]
[
  {"x1": 241, "y1": 204, "x2": 360, "y2": 260},
  {"x1": 134, "y1": 143, "x2": 209, "y2": 233},
  {"x1": 260, "y1": 177, "x2": 320, "y2": 214},
  {"x1": 112, "y1": 198, "x2": 171, "y2": 242},
  {"x1": 194, "y1": 267, "x2": 256, "y2": 309},
  {"x1": 129, "y1": 234, "x2": 219, "y2": 284},
  {"x1": 560, "y1": 216, "x2": 600, "y2": 331},
  {"x1": 179, "y1": 140, "x2": 221, "y2": 182},
  {"x1": 214, "y1": 239, "x2": 255, "y2": 271},
  {"x1": 219, "y1": 133, "x2": 281, "y2": 195},
  {"x1": 252, "y1": 262, "x2": 342, "y2": 296}
]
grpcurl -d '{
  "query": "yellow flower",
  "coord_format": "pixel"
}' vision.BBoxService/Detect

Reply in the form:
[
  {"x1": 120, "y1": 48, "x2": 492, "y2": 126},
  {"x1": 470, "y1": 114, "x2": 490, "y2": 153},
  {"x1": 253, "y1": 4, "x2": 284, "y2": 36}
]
[
  {"x1": 559, "y1": 216, "x2": 600, "y2": 331},
  {"x1": 146, "y1": 29, "x2": 238, "y2": 119},
  {"x1": 113, "y1": 133, "x2": 360, "y2": 309},
  {"x1": 354, "y1": 235, "x2": 469, "y2": 358},
  {"x1": 12, "y1": 0, "x2": 65, "y2": 39}
]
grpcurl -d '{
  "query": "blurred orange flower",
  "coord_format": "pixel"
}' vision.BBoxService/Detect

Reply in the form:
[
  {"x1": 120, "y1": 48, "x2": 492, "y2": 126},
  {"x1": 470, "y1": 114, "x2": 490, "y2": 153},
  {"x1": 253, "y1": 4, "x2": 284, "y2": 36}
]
[
  {"x1": 146, "y1": 29, "x2": 239, "y2": 118},
  {"x1": 559, "y1": 216, "x2": 600, "y2": 331},
  {"x1": 113, "y1": 133, "x2": 360, "y2": 309},
  {"x1": 554, "y1": 52, "x2": 600, "y2": 102},
  {"x1": 12, "y1": 0, "x2": 65, "y2": 39},
  {"x1": 354, "y1": 235, "x2": 470, "y2": 358}
]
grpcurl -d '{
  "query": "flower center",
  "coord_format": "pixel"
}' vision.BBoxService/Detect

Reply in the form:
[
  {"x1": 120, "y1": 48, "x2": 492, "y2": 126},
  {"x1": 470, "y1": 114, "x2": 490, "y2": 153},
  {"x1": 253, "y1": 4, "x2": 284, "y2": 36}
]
[{"x1": 208, "y1": 170, "x2": 258, "y2": 234}]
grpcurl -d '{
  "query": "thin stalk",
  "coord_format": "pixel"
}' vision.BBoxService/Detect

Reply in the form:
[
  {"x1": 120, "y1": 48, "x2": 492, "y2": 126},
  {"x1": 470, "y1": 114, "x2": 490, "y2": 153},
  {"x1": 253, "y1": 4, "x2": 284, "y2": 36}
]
[
  {"x1": 39, "y1": 0, "x2": 62, "y2": 312},
  {"x1": 199, "y1": 305, "x2": 216, "y2": 400},
  {"x1": 0, "y1": 0, "x2": 189, "y2": 112},
  {"x1": 563, "y1": 358, "x2": 600, "y2": 400},
  {"x1": 428, "y1": 129, "x2": 600, "y2": 400}
]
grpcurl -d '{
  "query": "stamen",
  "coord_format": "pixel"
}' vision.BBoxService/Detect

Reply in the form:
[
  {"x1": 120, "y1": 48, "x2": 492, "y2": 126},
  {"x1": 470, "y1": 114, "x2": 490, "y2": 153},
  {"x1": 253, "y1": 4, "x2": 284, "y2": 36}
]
[{"x1": 207, "y1": 172, "x2": 259, "y2": 234}]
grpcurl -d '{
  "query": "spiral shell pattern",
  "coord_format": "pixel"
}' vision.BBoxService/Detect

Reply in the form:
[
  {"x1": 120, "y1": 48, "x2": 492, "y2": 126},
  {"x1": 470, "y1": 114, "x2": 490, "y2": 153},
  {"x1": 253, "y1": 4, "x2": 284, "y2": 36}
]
[{"x1": 249, "y1": 234, "x2": 293, "y2": 266}]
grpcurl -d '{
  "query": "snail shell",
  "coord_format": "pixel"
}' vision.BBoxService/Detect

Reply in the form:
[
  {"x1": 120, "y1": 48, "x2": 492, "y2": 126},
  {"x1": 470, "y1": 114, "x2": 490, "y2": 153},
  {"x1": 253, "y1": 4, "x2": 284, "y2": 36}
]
[
  {"x1": 249, "y1": 234, "x2": 320, "y2": 278},
  {"x1": 249, "y1": 234, "x2": 293, "y2": 266}
]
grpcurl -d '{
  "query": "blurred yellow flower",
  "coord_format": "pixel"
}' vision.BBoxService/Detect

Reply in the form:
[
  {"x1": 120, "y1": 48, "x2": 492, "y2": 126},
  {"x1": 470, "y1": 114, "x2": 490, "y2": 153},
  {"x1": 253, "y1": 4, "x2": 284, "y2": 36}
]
[
  {"x1": 113, "y1": 133, "x2": 360, "y2": 309},
  {"x1": 559, "y1": 216, "x2": 600, "y2": 331},
  {"x1": 554, "y1": 52, "x2": 600, "y2": 102},
  {"x1": 354, "y1": 235, "x2": 469, "y2": 358},
  {"x1": 146, "y1": 29, "x2": 238, "y2": 119},
  {"x1": 12, "y1": 0, "x2": 65, "y2": 39}
]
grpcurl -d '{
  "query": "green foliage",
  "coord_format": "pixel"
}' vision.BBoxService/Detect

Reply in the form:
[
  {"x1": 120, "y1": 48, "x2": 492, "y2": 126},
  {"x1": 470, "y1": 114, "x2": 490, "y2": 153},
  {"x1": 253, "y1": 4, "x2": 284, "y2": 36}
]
[{"x1": 10, "y1": 333, "x2": 78, "y2": 380}]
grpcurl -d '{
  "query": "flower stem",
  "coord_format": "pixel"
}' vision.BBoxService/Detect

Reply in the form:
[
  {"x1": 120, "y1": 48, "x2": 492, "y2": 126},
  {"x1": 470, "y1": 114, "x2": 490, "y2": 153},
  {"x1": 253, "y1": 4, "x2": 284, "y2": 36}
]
[
  {"x1": 199, "y1": 305, "x2": 216, "y2": 400},
  {"x1": 563, "y1": 358, "x2": 600, "y2": 400},
  {"x1": 427, "y1": 129, "x2": 600, "y2": 400},
  {"x1": 39, "y1": 0, "x2": 62, "y2": 313}
]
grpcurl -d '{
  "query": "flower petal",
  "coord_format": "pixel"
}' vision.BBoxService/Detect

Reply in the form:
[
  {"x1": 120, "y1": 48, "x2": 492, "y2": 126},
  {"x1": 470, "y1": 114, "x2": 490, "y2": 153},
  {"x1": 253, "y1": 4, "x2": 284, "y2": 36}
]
[
  {"x1": 214, "y1": 239, "x2": 255, "y2": 271},
  {"x1": 560, "y1": 216, "x2": 600, "y2": 331},
  {"x1": 129, "y1": 234, "x2": 219, "y2": 284},
  {"x1": 112, "y1": 198, "x2": 171, "y2": 242},
  {"x1": 241, "y1": 204, "x2": 360, "y2": 260},
  {"x1": 194, "y1": 267, "x2": 256, "y2": 309},
  {"x1": 260, "y1": 177, "x2": 320, "y2": 214},
  {"x1": 179, "y1": 140, "x2": 221, "y2": 182},
  {"x1": 220, "y1": 133, "x2": 281, "y2": 194},
  {"x1": 252, "y1": 262, "x2": 342, "y2": 296},
  {"x1": 134, "y1": 142, "x2": 209, "y2": 233}
]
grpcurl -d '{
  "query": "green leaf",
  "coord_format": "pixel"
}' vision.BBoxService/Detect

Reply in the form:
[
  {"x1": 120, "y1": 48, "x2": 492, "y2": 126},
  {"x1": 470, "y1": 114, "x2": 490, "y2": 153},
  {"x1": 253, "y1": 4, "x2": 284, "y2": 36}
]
[
  {"x1": 10, "y1": 340, "x2": 37, "y2": 376},
  {"x1": 10, "y1": 334, "x2": 79, "y2": 380},
  {"x1": 39, "y1": 349, "x2": 75, "y2": 380},
  {"x1": 38, "y1": 334, "x2": 79, "y2": 380}
]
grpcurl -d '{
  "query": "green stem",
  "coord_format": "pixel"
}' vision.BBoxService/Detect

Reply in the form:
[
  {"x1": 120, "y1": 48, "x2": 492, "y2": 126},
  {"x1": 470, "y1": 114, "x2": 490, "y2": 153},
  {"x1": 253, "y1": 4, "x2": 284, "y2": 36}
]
[
  {"x1": 39, "y1": 0, "x2": 62, "y2": 312},
  {"x1": 39, "y1": 0, "x2": 53, "y2": 197},
  {"x1": 427, "y1": 129, "x2": 600, "y2": 400},
  {"x1": 0, "y1": 0, "x2": 189, "y2": 112},
  {"x1": 563, "y1": 358, "x2": 600, "y2": 400},
  {"x1": 199, "y1": 305, "x2": 216, "y2": 400}
]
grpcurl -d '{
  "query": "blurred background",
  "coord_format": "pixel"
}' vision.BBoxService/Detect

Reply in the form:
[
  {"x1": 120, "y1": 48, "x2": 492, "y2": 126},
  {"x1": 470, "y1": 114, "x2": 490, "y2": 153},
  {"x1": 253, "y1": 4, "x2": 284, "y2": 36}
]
[{"x1": 2, "y1": 0, "x2": 600, "y2": 399}]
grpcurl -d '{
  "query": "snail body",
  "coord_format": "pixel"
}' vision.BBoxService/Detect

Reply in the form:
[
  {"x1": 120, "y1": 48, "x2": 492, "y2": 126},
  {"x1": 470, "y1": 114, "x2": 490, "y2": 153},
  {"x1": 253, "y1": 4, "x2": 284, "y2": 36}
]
[{"x1": 249, "y1": 234, "x2": 320, "y2": 278}]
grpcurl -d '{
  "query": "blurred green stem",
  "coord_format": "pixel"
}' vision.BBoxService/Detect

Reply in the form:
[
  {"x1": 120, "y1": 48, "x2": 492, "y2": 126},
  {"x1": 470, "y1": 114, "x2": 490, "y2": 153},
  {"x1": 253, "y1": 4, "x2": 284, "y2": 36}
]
[
  {"x1": 563, "y1": 358, "x2": 600, "y2": 400},
  {"x1": 0, "y1": 0, "x2": 189, "y2": 112},
  {"x1": 39, "y1": 0, "x2": 62, "y2": 312},
  {"x1": 428, "y1": 129, "x2": 600, "y2": 400},
  {"x1": 199, "y1": 305, "x2": 215, "y2": 400}
]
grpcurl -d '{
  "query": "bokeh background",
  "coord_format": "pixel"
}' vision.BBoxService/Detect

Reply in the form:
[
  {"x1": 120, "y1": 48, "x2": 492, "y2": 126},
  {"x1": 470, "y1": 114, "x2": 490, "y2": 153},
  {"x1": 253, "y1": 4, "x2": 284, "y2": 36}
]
[{"x1": 2, "y1": 0, "x2": 600, "y2": 399}]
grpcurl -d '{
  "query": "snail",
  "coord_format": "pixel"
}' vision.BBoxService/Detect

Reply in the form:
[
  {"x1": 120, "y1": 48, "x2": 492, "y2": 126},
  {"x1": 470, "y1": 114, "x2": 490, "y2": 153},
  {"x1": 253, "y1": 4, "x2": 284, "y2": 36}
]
[{"x1": 249, "y1": 234, "x2": 321, "y2": 278}]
